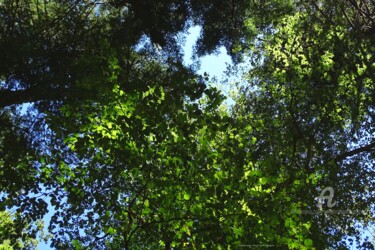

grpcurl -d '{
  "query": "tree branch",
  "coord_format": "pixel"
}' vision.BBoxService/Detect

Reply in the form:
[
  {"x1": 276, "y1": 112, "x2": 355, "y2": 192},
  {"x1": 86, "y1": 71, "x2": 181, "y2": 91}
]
[
  {"x1": 334, "y1": 140, "x2": 375, "y2": 162},
  {"x1": 0, "y1": 87, "x2": 96, "y2": 108}
]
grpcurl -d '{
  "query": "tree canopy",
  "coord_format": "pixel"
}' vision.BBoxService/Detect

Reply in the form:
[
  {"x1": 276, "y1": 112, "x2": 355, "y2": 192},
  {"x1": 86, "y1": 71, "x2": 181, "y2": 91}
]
[{"x1": 0, "y1": 0, "x2": 374, "y2": 249}]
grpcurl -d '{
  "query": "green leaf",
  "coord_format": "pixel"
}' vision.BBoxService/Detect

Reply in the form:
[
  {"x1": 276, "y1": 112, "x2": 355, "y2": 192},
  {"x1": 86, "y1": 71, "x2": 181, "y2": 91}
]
[
  {"x1": 106, "y1": 227, "x2": 117, "y2": 235},
  {"x1": 251, "y1": 137, "x2": 257, "y2": 145},
  {"x1": 183, "y1": 193, "x2": 191, "y2": 200},
  {"x1": 259, "y1": 177, "x2": 268, "y2": 185},
  {"x1": 304, "y1": 239, "x2": 313, "y2": 247}
]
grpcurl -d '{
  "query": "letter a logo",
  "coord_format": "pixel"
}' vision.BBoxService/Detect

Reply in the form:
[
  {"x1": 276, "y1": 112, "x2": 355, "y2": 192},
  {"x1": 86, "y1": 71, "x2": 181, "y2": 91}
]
[{"x1": 316, "y1": 187, "x2": 336, "y2": 209}]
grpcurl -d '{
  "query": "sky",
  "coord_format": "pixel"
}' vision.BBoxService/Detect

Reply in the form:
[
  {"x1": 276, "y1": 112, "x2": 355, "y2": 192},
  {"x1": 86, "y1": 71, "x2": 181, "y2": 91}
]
[{"x1": 182, "y1": 26, "x2": 232, "y2": 79}]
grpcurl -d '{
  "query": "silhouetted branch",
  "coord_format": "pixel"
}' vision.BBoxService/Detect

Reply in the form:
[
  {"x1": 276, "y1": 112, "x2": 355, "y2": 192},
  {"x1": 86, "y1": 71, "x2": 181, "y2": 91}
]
[{"x1": 334, "y1": 140, "x2": 375, "y2": 162}]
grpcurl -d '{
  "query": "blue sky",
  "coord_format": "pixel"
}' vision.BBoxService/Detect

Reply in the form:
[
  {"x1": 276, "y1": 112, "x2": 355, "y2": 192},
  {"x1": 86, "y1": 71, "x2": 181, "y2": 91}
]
[{"x1": 182, "y1": 26, "x2": 232, "y2": 79}]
